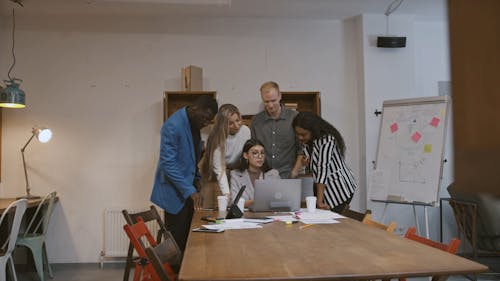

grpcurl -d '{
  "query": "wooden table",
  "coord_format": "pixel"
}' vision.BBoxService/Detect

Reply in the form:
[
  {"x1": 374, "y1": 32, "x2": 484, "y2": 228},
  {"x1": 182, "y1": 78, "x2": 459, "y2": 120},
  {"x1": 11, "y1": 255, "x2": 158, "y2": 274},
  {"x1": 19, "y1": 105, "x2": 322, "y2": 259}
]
[
  {"x1": 179, "y1": 211, "x2": 488, "y2": 281},
  {"x1": 0, "y1": 197, "x2": 52, "y2": 214}
]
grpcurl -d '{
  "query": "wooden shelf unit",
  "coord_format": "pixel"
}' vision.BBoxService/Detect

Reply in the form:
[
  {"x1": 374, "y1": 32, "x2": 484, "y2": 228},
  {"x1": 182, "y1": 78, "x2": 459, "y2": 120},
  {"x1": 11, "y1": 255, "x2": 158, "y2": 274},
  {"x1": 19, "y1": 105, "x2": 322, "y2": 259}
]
[{"x1": 163, "y1": 91, "x2": 217, "y2": 121}]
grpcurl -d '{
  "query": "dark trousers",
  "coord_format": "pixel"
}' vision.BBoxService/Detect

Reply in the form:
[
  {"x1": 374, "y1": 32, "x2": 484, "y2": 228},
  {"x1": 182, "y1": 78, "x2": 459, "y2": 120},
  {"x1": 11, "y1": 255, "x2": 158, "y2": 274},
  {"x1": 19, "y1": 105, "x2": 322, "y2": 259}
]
[{"x1": 166, "y1": 198, "x2": 193, "y2": 252}]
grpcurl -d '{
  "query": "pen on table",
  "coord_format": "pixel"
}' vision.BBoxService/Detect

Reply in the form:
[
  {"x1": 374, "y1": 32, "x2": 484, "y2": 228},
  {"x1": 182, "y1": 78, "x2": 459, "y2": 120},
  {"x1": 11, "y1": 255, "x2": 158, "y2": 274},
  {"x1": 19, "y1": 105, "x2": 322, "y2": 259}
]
[{"x1": 300, "y1": 224, "x2": 314, "y2": 230}]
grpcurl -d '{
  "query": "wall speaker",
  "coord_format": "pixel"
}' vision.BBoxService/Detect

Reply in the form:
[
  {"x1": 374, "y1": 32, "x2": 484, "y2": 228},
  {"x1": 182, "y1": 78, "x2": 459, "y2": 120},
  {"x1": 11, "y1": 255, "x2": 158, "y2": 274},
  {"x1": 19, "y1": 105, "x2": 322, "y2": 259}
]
[{"x1": 377, "y1": 36, "x2": 406, "y2": 48}]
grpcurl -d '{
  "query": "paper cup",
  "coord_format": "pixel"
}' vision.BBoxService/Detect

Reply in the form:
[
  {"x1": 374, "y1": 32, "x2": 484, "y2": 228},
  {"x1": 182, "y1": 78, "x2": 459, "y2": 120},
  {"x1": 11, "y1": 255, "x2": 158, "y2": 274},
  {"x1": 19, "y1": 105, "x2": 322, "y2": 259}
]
[
  {"x1": 217, "y1": 195, "x2": 228, "y2": 211},
  {"x1": 237, "y1": 198, "x2": 245, "y2": 212},
  {"x1": 306, "y1": 196, "x2": 317, "y2": 213}
]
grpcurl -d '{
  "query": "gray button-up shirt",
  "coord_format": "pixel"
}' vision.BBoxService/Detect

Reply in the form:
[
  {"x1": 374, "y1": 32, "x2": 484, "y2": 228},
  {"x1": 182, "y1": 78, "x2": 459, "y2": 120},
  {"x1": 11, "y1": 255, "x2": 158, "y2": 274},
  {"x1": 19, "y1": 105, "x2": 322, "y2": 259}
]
[{"x1": 250, "y1": 106, "x2": 300, "y2": 178}]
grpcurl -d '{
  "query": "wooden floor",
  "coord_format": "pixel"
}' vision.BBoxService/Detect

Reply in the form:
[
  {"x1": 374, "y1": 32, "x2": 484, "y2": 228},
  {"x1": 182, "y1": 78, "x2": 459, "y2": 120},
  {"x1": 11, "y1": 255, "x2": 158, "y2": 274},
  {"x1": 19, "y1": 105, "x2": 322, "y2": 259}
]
[{"x1": 14, "y1": 262, "x2": 498, "y2": 281}]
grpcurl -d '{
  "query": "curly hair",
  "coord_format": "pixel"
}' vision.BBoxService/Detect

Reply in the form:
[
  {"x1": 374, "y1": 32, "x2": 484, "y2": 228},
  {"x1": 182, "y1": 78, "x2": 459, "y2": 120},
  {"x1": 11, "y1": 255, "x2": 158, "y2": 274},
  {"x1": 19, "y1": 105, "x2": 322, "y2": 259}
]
[{"x1": 292, "y1": 112, "x2": 346, "y2": 157}]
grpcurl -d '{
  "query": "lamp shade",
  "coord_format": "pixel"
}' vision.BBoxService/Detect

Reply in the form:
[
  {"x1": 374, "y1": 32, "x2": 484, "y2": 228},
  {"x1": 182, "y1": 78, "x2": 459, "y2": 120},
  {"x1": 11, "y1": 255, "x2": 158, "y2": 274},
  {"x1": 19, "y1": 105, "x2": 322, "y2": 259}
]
[
  {"x1": 34, "y1": 127, "x2": 52, "y2": 143},
  {"x1": 0, "y1": 79, "x2": 26, "y2": 108}
]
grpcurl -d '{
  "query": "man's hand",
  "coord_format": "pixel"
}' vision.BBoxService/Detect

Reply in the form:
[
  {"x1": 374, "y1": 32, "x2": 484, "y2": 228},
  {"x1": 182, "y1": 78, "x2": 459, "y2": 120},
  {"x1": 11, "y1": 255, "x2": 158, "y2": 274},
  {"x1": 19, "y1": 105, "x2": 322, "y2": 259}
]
[{"x1": 190, "y1": 192, "x2": 203, "y2": 211}]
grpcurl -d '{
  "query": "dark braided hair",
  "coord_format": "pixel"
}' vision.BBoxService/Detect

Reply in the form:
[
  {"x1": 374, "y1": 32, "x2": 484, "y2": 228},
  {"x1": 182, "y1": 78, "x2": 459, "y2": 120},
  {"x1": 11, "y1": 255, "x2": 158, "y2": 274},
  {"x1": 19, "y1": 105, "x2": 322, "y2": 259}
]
[{"x1": 292, "y1": 112, "x2": 346, "y2": 157}]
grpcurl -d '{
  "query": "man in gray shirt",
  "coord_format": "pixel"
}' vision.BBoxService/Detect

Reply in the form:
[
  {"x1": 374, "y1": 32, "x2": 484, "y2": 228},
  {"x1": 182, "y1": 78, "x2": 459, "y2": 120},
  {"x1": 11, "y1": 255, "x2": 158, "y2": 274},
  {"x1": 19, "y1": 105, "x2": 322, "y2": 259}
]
[{"x1": 251, "y1": 81, "x2": 303, "y2": 178}]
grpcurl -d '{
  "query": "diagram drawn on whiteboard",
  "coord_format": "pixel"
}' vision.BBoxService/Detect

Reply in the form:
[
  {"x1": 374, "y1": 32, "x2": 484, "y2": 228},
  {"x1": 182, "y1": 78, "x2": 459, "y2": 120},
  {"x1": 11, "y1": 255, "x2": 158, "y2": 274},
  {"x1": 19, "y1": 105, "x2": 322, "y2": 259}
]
[{"x1": 370, "y1": 96, "x2": 449, "y2": 205}]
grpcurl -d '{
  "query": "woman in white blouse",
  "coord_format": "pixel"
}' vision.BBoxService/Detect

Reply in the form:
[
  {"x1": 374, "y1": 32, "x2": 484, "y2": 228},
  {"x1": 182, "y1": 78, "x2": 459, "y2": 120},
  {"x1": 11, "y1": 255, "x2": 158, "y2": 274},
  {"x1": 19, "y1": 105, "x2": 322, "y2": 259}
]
[
  {"x1": 292, "y1": 112, "x2": 357, "y2": 213},
  {"x1": 200, "y1": 104, "x2": 251, "y2": 199},
  {"x1": 230, "y1": 139, "x2": 280, "y2": 208}
]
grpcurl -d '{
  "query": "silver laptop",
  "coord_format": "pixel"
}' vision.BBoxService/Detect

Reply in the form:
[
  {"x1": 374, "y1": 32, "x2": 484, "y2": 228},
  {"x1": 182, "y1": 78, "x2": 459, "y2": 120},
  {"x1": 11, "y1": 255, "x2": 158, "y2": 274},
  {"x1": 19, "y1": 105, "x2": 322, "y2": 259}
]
[
  {"x1": 252, "y1": 179, "x2": 302, "y2": 212},
  {"x1": 301, "y1": 177, "x2": 314, "y2": 200}
]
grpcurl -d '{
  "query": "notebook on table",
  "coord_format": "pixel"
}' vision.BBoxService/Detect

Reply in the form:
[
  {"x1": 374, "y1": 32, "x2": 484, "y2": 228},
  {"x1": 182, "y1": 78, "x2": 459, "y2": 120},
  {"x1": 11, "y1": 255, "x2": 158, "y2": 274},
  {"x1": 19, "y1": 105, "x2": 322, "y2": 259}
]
[{"x1": 251, "y1": 179, "x2": 302, "y2": 212}]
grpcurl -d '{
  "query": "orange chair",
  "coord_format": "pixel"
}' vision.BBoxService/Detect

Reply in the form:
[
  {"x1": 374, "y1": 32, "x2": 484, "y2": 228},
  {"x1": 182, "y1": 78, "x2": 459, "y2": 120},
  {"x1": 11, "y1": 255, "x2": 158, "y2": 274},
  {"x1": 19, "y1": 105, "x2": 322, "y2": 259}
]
[
  {"x1": 123, "y1": 217, "x2": 177, "y2": 281},
  {"x1": 362, "y1": 213, "x2": 397, "y2": 233},
  {"x1": 122, "y1": 206, "x2": 181, "y2": 281},
  {"x1": 400, "y1": 227, "x2": 461, "y2": 281}
]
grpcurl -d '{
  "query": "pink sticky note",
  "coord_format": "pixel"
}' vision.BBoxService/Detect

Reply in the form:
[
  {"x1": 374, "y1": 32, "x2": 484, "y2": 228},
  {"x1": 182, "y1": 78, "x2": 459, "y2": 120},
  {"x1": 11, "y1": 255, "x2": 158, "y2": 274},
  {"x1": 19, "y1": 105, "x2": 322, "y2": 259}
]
[
  {"x1": 430, "y1": 117, "x2": 440, "y2": 127},
  {"x1": 411, "y1": 132, "x2": 422, "y2": 143},
  {"x1": 390, "y1": 123, "x2": 398, "y2": 133}
]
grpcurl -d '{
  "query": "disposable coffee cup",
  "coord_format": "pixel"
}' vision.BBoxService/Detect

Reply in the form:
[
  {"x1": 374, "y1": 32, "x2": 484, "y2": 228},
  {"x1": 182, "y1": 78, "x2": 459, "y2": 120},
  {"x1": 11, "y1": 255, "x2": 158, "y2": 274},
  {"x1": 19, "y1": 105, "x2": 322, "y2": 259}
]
[
  {"x1": 237, "y1": 198, "x2": 245, "y2": 212},
  {"x1": 217, "y1": 195, "x2": 228, "y2": 211},
  {"x1": 306, "y1": 196, "x2": 317, "y2": 213}
]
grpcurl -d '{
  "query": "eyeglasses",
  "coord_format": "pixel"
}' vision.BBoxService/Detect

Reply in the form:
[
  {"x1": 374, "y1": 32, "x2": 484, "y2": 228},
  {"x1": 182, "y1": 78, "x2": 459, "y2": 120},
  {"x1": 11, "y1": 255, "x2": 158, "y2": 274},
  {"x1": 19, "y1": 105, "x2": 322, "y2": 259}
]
[{"x1": 250, "y1": 151, "x2": 265, "y2": 158}]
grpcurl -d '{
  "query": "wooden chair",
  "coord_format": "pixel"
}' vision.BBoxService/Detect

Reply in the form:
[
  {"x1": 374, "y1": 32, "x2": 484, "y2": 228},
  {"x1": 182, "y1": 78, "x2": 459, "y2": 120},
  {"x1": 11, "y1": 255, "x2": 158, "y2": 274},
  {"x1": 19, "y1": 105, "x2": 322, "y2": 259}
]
[
  {"x1": 362, "y1": 213, "x2": 397, "y2": 233},
  {"x1": 123, "y1": 217, "x2": 178, "y2": 281},
  {"x1": 341, "y1": 208, "x2": 371, "y2": 222},
  {"x1": 122, "y1": 206, "x2": 181, "y2": 281},
  {"x1": 400, "y1": 227, "x2": 460, "y2": 281},
  {"x1": 145, "y1": 243, "x2": 178, "y2": 281}
]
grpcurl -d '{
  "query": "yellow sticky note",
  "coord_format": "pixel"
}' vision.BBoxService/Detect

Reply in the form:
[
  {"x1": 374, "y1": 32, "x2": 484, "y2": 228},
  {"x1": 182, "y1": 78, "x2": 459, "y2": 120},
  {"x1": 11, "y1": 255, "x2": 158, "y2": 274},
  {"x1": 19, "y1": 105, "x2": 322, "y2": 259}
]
[
  {"x1": 424, "y1": 144, "x2": 432, "y2": 153},
  {"x1": 440, "y1": 108, "x2": 446, "y2": 118}
]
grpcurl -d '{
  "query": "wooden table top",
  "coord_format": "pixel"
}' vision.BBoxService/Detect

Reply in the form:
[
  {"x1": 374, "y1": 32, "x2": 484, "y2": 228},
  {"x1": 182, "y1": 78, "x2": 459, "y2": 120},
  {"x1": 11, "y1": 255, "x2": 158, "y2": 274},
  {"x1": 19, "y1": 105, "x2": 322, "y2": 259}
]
[
  {"x1": 179, "y1": 210, "x2": 488, "y2": 281},
  {"x1": 0, "y1": 197, "x2": 56, "y2": 214}
]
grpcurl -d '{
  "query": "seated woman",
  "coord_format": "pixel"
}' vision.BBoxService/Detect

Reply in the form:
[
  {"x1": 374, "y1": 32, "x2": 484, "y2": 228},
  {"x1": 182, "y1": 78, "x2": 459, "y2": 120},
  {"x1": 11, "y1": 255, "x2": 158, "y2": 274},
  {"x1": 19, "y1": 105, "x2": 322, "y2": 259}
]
[
  {"x1": 230, "y1": 139, "x2": 280, "y2": 208},
  {"x1": 292, "y1": 112, "x2": 358, "y2": 213},
  {"x1": 199, "y1": 104, "x2": 251, "y2": 201}
]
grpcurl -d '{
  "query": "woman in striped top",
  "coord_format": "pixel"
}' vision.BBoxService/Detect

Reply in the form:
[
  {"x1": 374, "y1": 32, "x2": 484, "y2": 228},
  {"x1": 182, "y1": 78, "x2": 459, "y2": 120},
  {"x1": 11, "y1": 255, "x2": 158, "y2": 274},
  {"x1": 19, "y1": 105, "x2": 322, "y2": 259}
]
[{"x1": 292, "y1": 112, "x2": 357, "y2": 212}]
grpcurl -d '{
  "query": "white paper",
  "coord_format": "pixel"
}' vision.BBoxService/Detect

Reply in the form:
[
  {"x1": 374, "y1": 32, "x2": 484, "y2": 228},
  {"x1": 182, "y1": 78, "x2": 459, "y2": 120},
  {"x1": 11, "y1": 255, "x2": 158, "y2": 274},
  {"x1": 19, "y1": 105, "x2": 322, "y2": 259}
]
[{"x1": 202, "y1": 218, "x2": 263, "y2": 230}]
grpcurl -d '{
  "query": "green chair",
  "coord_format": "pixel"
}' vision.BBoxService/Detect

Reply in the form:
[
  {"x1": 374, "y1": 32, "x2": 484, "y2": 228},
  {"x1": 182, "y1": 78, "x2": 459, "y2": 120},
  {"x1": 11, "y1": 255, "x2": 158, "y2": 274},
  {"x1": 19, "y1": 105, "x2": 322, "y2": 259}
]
[
  {"x1": 16, "y1": 191, "x2": 57, "y2": 281},
  {"x1": 0, "y1": 199, "x2": 28, "y2": 281}
]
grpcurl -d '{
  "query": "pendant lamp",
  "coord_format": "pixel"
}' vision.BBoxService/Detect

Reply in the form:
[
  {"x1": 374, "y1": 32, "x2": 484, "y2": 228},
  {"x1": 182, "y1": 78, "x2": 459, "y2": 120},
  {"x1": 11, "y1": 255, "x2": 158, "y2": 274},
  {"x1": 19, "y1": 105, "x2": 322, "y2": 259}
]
[{"x1": 1, "y1": 7, "x2": 26, "y2": 108}]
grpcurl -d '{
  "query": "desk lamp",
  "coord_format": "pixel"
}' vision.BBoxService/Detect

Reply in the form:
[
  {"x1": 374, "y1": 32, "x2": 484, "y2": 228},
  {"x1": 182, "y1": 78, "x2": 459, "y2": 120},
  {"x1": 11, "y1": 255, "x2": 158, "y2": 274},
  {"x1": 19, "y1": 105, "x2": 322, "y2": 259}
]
[{"x1": 18, "y1": 127, "x2": 53, "y2": 199}]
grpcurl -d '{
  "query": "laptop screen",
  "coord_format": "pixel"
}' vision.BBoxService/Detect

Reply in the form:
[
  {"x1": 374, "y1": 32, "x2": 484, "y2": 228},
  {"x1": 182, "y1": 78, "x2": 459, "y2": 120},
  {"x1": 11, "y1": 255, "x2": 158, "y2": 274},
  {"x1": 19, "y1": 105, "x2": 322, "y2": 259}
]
[{"x1": 252, "y1": 179, "x2": 302, "y2": 212}]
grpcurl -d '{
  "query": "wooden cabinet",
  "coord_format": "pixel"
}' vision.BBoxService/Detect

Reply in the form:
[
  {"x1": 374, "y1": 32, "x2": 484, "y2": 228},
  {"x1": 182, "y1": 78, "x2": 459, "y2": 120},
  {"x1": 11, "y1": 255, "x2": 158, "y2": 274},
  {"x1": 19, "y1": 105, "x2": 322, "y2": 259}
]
[
  {"x1": 281, "y1": 91, "x2": 321, "y2": 115},
  {"x1": 242, "y1": 91, "x2": 321, "y2": 126},
  {"x1": 163, "y1": 91, "x2": 217, "y2": 121}
]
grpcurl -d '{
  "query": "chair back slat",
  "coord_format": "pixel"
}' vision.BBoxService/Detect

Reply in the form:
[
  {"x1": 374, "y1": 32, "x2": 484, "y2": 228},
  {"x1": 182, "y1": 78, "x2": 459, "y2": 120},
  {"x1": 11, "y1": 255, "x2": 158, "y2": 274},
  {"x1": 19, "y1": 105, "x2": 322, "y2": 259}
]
[
  {"x1": 145, "y1": 244, "x2": 176, "y2": 281},
  {"x1": 400, "y1": 227, "x2": 461, "y2": 281},
  {"x1": 0, "y1": 199, "x2": 28, "y2": 254},
  {"x1": 341, "y1": 208, "x2": 371, "y2": 222},
  {"x1": 405, "y1": 227, "x2": 461, "y2": 253},
  {"x1": 22, "y1": 191, "x2": 57, "y2": 237},
  {"x1": 362, "y1": 213, "x2": 397, "y2": 233},
  {"x1": 122, "y1": 206, "x2": 168, "y2": 244}
]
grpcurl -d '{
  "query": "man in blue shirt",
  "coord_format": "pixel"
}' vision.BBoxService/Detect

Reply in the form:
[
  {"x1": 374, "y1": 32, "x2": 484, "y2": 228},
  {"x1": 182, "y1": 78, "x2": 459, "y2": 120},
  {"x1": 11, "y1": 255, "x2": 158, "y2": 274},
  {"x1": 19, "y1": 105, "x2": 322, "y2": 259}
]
[{"x1": 151, "y1": 95, "x2": 218, "y2": 251}]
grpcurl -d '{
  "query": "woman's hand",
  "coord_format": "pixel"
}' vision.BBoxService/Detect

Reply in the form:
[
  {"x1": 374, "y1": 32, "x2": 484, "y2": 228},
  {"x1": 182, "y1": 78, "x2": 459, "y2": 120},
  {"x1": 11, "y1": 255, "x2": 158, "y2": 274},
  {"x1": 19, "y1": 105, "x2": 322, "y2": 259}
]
[{"x1": 317, "y1": 202, "x2": 330, "y2": 210}]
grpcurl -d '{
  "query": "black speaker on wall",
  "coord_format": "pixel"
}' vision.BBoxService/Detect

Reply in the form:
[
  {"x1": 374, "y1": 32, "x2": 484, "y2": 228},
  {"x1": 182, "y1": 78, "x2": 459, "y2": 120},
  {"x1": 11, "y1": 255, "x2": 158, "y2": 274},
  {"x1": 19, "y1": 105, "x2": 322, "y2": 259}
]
[{"x1": 377, "y1": 36, "x2": 406, "y2": 48}]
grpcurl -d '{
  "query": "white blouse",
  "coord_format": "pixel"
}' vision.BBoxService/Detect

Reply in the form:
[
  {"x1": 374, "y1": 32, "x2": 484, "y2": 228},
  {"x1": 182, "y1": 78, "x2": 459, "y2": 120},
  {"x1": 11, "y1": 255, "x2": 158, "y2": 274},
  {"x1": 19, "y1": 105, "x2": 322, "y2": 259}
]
[{"x1": 212, "y1": 125, "x2": 251, "y2": 195}]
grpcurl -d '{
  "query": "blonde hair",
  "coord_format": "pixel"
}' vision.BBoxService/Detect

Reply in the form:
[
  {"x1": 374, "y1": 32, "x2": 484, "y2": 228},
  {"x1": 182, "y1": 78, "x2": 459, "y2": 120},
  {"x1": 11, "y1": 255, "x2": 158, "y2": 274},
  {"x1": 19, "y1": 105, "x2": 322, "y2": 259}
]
[
  {"x1": 200, "y1": 104, "x2": 241, "y2": 181},
  {"x1": 260, "y1": 81, "x2": 280, "y2": 94}
]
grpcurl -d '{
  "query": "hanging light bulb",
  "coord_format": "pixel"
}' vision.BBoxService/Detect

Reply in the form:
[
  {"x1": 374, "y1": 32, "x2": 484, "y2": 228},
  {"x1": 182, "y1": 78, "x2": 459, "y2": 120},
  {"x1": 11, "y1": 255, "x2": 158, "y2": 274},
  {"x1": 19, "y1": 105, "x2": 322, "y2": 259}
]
[{"x1": 1, "y1": 7, "x2": 26, "y2": 108}]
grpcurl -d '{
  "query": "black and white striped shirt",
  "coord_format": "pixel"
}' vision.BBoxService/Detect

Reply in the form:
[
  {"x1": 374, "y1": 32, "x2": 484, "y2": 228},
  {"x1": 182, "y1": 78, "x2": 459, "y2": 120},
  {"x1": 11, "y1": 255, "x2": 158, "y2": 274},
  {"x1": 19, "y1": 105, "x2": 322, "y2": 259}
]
[{"x1": 303, "y1": 135, "x2": 357, "y2": 208}]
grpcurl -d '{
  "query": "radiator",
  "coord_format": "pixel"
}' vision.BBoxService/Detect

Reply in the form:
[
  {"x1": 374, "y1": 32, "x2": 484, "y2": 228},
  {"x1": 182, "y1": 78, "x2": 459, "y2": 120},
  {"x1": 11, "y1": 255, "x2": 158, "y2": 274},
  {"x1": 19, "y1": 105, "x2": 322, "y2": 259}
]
[{"x1": 102, "y1": 208, "x2": 161, "y2": 258}]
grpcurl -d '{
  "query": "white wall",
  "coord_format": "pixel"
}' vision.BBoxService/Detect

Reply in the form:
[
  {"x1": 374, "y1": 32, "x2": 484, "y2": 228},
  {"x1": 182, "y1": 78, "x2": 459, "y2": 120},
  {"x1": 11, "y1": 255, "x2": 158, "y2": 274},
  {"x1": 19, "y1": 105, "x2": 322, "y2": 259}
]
[{"x1": 1, "y1": 15, "x2": 361, "y2": 262}]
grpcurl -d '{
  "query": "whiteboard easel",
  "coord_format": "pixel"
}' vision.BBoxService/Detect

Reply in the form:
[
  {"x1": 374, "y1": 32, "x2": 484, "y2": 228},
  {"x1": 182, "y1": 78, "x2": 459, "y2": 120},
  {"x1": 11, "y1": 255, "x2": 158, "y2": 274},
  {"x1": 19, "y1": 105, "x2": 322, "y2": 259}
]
[{"x1": 370, "y1": 96, "x2": 449, "y2": 237}]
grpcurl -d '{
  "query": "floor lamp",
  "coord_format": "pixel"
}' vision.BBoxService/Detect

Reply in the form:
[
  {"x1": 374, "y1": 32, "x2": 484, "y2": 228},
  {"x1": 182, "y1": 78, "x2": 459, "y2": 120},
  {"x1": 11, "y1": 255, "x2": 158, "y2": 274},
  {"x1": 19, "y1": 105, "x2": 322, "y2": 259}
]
[{"x1": 18, "y1": 127, "x2": 52, "y2": 199}]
